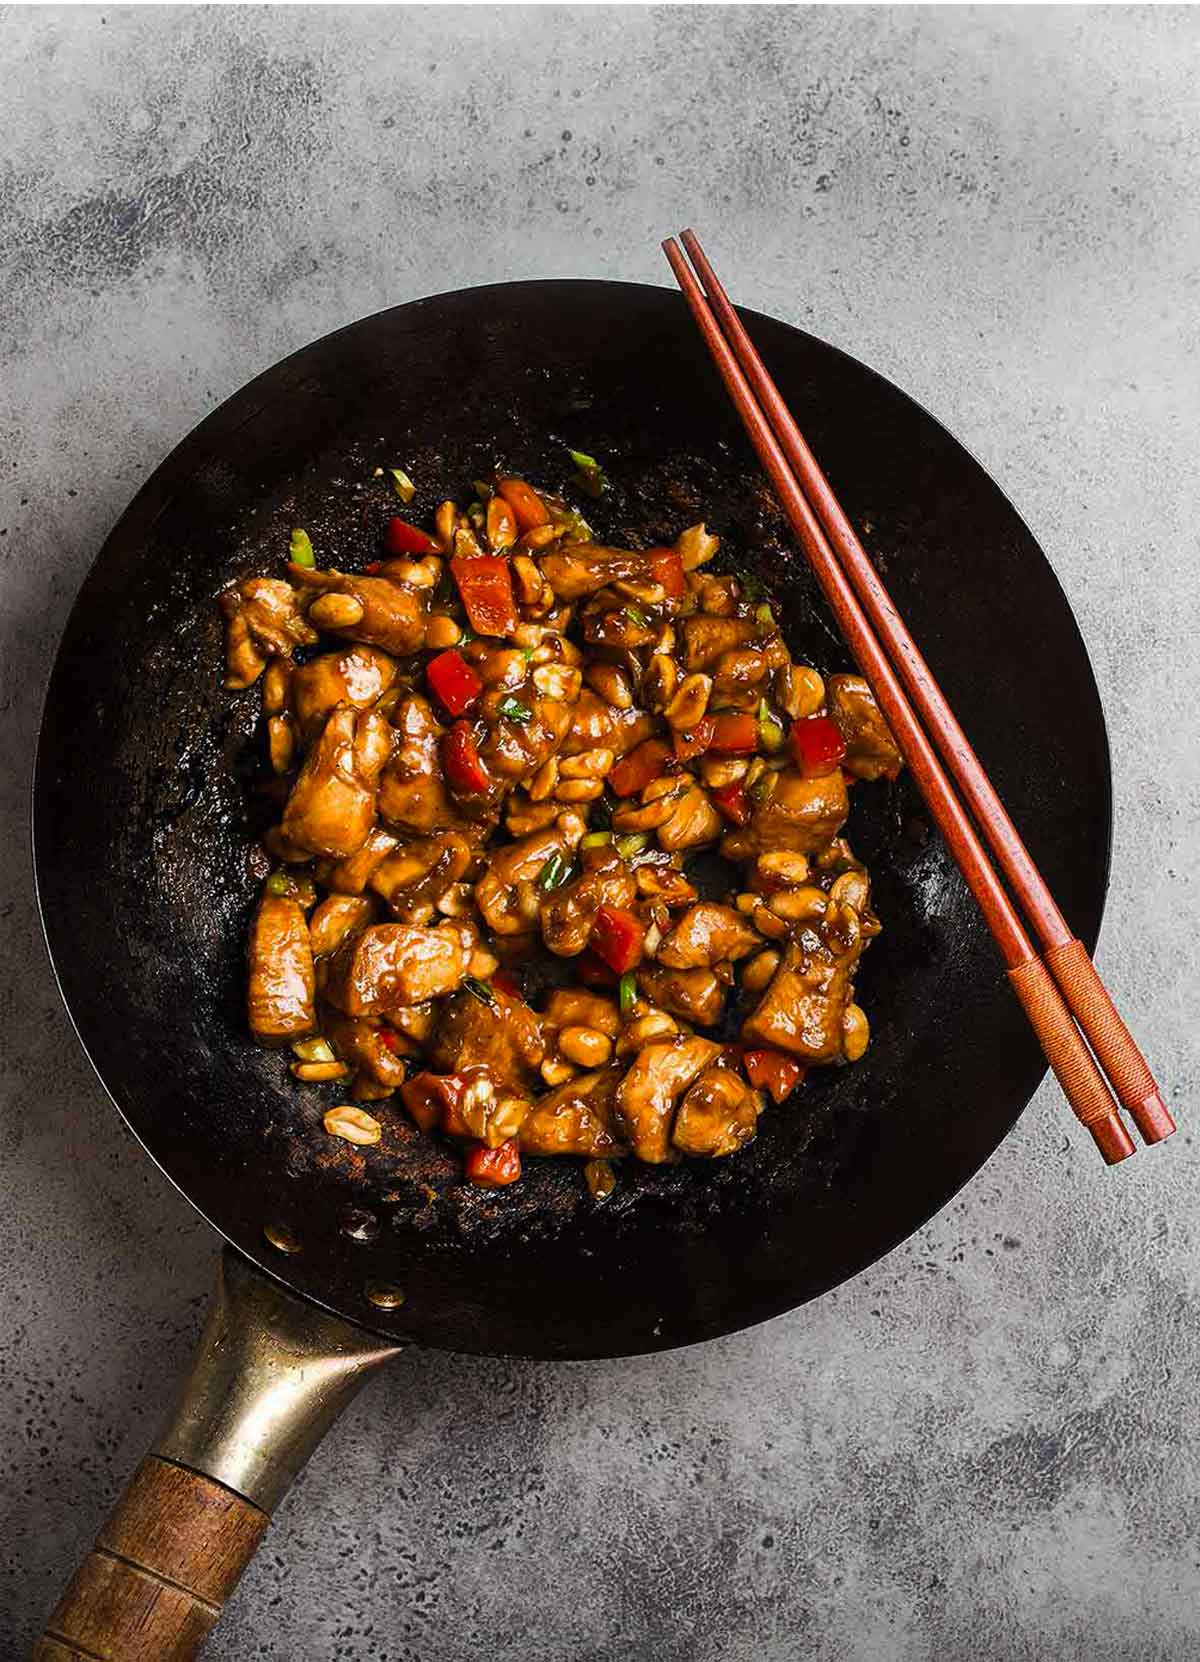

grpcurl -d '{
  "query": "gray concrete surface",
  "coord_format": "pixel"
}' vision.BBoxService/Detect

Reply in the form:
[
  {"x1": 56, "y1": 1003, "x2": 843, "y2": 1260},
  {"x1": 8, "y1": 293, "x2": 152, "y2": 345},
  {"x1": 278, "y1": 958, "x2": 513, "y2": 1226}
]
[{"x1": 2, "y1": 6, "x2": 1198, "y2": 1657}]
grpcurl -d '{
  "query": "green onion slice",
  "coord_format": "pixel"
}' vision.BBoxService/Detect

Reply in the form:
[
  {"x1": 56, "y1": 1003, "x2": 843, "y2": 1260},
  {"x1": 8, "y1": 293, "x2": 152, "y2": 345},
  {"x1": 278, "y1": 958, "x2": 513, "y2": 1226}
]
[
  {"x1": 537, "y1": 852, "x2": 571, "y2": 891},
  {"x1": 265, "y1": 872, "x2": 291, "y2": 896},
  {"x1": 389, "y1": 468, "x2": 416, "y2": 503},
  {"x1": 615, "y1": 832, "x2": 649, "y2": 860},
  {"x1": 497, "y1": 695, "x2": 532, "y2": 724},
  {"x1": 289, "y1": 529, "x2": 315, "y2": 568},
  {"x1": 625, "y1": 605, "x2": 649, "y2": 628},
  {"x1": 619, "y1": 971, "x2": 637, "y2": 1018},
  {"x1": 580, "y1": 831, "x2": 613, "y2": 849},
  {"x1": 462, "y1": 975, "x2": 497, "y2": 1007}
]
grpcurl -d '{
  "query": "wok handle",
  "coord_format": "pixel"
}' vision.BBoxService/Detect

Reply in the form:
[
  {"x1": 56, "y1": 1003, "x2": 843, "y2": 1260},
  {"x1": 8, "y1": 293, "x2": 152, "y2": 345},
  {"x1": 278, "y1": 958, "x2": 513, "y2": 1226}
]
[{"x1": 35, "y1": 1247, "x2": 403, "y2": 1661}]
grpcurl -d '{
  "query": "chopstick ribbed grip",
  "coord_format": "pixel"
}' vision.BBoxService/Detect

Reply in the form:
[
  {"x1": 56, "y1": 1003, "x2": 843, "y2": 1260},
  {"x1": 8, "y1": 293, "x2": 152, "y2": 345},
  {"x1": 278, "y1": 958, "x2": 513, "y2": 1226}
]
[
  {"x1": 1044, "y1": 938, "x2": 1175, "y2": 1143},
  {"x1": 1007, "y1": 958, "x2": 1135, "y2": 1163}
]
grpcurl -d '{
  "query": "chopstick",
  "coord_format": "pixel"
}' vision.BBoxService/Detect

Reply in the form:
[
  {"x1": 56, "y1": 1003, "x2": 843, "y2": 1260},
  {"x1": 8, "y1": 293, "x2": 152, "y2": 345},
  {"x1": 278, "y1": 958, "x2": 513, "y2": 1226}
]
[{"x1": 664, "y1": 232, "x2": 1172, "y2": 1163}]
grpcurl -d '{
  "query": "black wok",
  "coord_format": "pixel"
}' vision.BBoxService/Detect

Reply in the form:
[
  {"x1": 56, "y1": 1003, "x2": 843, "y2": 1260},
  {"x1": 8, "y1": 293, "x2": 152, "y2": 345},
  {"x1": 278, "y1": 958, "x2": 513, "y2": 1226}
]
[{"x1": 32, "y1": 280, "x2": 1111, "y2": 1657}]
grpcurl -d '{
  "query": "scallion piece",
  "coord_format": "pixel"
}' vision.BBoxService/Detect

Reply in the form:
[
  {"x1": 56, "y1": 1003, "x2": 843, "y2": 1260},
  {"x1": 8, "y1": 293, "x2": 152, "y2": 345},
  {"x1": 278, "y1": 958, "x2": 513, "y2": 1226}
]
[
  {"x1": 462, "y1": 975, "x2": 497, "y2": 1007},
  {"x1": 289, "y1": 529, "x2": 315, "y2": 569},
  {"x1": 755, "y1": 601, "x2": 776, "y2": 630},
  {"x1": 619, "y1": 971, "x2": 637, "y2": 1018},
  {"x1": 757, "y1": 698, "x2": 785, "y2": 753},
  {"x1": 389, "y1": 467, "x2": 416, "y2": 504},
  {"x1": 291, "y1": 1036, "x2": 335, "y2": 1064},
  {"x1": 580, "y1": 831, "x2": 613, "y2": 849},
  {"x1": 537, "y1": 852, "x2": 570, "y2": 891},
  {"x1": 567, "y1": 447, "x2": 606, "y2": 499},
  {"x1": 625, "y1": 605, "x2": 649, "y2": 629},
  {"x1": 590, "y1": 795, "x2": 613, "y2": 830},
  {"x1": 615, "y1": 832, "x2": 649, "y2": 860},
  {"x1": 265, "y1": 872, "x2": 291, "y2": 897},
  {"x1": 497, "y1": 694, "x2": 532, "y2": 724}
]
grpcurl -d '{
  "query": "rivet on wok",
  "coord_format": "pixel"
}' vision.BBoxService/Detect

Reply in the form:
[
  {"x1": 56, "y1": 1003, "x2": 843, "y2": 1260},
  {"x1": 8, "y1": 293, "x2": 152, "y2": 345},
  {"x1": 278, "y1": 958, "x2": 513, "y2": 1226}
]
[
  {"x1": 263, "y1": 1222, "x2": 302, "y2": 1255},
  {"x1": 365, "y1": 1282, "x2": 406, "y2": 1310},
  {"x1": 341, "y1": 1209, "x2": 380, "y2": 1243}
]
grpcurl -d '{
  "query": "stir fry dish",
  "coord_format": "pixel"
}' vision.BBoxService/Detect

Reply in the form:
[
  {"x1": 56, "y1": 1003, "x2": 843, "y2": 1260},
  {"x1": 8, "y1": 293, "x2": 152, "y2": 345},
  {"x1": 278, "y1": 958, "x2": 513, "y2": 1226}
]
[{"x1": 220, "y1": 466, "x2": 903, "y2": 1195}]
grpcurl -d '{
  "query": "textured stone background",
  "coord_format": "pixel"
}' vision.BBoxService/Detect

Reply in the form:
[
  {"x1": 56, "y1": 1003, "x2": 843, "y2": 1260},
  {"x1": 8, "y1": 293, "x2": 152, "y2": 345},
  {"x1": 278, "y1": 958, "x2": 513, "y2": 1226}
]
[{"x1": 2, "y1": 6, "x2": 1198, "y2": 1658}]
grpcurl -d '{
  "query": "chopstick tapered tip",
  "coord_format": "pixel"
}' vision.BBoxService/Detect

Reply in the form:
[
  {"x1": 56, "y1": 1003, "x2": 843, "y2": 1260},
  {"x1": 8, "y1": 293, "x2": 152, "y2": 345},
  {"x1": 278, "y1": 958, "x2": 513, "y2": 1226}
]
[
  {"x1": 1091, "y1": 1113, "x2": 1137, "y2": 1165},
  {"x1": 1132, "y1": 1089, "x2": 1176, "y2": 1145}
]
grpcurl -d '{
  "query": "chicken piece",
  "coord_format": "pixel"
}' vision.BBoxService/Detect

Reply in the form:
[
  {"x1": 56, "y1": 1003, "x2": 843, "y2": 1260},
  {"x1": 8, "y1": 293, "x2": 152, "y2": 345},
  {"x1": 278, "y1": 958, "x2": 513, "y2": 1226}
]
[
  {"x1": 542, "y1": 988, "x2": 622, "y2": 1038},
  {"x1": 476, "y1": 826, "x2": 566, "y2": 936},
  {"x1": 538, "y1": 544, "x2": 650, "y2": 601},
  {"x1": 219, "y1": 578, "x2": 318, "y2": 689},
  {"x1": 541, "y1": 848, "x2": 637, "y2": 958},
  {"x1": 740, "y1": 934, "x2": 857, "y2": 1063},
  {"x1": 672, "y1": 1066, "x2": 763, "y2": 1158},
  {"x1": 559, "y1": 690, "x2": 656, "y2": 759},
  {"x1": 280, "y1": 706, "x2": 393, "y2": 858},
  {"x1": 519, "y1": 1066, "x2": 626, "y2": 1157},
  {"x1": 657, "y1": 782, "x2": 722, "y2": 852},
  {"x1": 722, "y1": 768, "x2": 849, "y2": 860},
  {"x1": 614, "y1": 1037, "x2": 722, "y2": 1163},
  {"x1": 290, "y1": 565, "x2": 427, "y2": 655},
  {"x1": 324, "y1": 922, "x2": 469, "y2": 1015},
  {"x1": 321, "y1": 1008, "x2": 413, "y2": 1088},
  {"x1": 291, "y1": 646, "x2": 398, "y2": 742},
  {"x1": 308, "y1": 893, "x2": 376, "y2": 957},
  {"x1": 658, "y1": 903, "x2": 762, "y2": 969},
  {"x1": 827, "y1": 674, "x2": 903, "y2": 782},
  {"x1": 636, "y1": 964, "x2": 725, "y2": 1027},
  {"x1": 681, "y1": 615, "x2": 756, "y2": 672},
  {"x1": 581, "y1": 594, "x2": 660, "y2": 653},
  {"x1": 247, "y1": 896, "x2": 315, "y2": 1044},
  {"x1": 316, "y1": 826, "x2": 398, "y2": 895},
  {"x1": 711, "y1": 647, "x2": 770, "y2": 711},
  {"x1": 369, "y1": 834, "x2": 472, "y2": 920},
  {"x1": 429, "y1": 986, "x2": 545, "y2": 1092},
  {"x1": 378, "y1": 694, "x2": 477, "y2": 836},
  {"x1": 476, "y1": 666, "x2": 576, "y2": 784}
]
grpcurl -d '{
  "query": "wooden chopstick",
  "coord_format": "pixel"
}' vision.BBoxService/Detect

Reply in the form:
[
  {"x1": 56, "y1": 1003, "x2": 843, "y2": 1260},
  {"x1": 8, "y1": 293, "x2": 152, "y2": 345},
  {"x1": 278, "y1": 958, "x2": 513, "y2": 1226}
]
[
  {"x1": 663, "y1": 233, "x2": 1143, "y2": 1165},
  {"x1": 676, "y1": 229, "x2": 1174, "y2": 1152}
]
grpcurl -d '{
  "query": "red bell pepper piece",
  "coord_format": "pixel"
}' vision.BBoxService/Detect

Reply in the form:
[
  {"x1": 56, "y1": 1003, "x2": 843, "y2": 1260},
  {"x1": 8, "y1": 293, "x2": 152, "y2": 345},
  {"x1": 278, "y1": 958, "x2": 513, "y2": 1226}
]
[
  {"x1": 672, "y1": 716, "x2": 715, "y2": 761},
  {"x1": 789, "y1": 714, "x2": 847, "y2": 776},
  {"x1": 386, "y1": 517, "x2": 440, "y2": 557},
  {"x1": 496, "y1": 477, "x2": 550, "y2": 533},
  {"x1": 451, "y1": 555, "x2": 518, "y2": 637},
  {"x1": 575, "y1": 948, "x2": 618, "y2": 988},
  {"x1": 710, "y1": 780, "x2": 751, "y2": 826},
  {"x1": 464, "y1": 1139, "x2": 522, "y2": 1188},
  {"x1": 426, "y1": 649, "x2": 483, "y2": 717},
  {"x1": 609, "y1": 738, "x2": 673, "y2": 798},
  {"x1": 590, "y1": 905, "x2": 645, "y2": 975},
  {"x1": 442, "y1": 721, "x2": 492, "y2": 794},
  {"x1": 400, "y1": 1071, "x2": 464, "y2": 1133},
  {"x1": 743, "y1": 1048, "x2": 806, "y2": 1104},
  {"x1": 378, "y1": 1028, "x2": 403, "y2": 1054},
  {"x1": 364, "y1": 560, "x2": 382, "y2": 574},
  {"x1": 647, "y1": 546, "x2": 686, "y2": 600},
  {"x1": 708, "y1": 712, "x2": 759, "y2": 755}
]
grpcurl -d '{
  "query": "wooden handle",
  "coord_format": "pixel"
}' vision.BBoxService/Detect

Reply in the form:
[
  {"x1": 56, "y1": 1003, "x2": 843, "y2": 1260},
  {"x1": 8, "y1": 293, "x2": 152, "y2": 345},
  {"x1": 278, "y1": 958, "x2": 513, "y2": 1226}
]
[
  {"x1": 34, "y1": 1456, "x2": 268, "y2": 1661},
  {"x1": 1007, "y1": 957, "x2": 1135, "y2": 1164},
  {"x1": 1044, "y1": 937, "x2": 1175, "y2": 1144}
]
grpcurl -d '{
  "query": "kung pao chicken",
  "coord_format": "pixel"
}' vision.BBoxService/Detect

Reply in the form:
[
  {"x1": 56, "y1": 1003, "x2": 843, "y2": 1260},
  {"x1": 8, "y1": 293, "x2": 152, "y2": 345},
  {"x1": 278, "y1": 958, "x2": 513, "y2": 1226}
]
[{"x1": 220, "y1": 465, "x2": 902, "y2": 1194}]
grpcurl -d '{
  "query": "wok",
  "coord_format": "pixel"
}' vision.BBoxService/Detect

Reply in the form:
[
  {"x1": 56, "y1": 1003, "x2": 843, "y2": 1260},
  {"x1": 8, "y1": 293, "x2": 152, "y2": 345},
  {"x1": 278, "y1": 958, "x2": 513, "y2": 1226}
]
[{"x1": 31, "y1": 280, "x2": 1111, "y2": 1657}]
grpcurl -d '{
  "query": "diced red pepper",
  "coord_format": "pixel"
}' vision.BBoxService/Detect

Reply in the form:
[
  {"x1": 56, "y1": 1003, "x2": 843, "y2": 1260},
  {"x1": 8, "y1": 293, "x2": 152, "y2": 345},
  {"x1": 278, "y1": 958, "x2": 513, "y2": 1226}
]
[
  {"x1": 400, "y1": 1071, "x2": 464, "y2": 1133},
  {"x1": 610, "y1": 738, "x2": 673, "y2": 798},
  {"x1": 575, "y1": 948, "x2": 618, "y2": 988},
  {"x1": 496, "y1": 477, "x2": 550, "y2": 533},
  {"x1": 647, "y1": 546, "x2": 686, "y2": 600},
  {"x1": 590, "y1": 905, "x2": 645, "y2": 975},
  {"x1": 464, "y1": 1139, "x2": 522, "y2": 1188},
  {"x1": 789, "y1": 715, "x2": 847, "y2": 777},
  {"x1": 672, "y1": 716, "x2": 715, "y2": 761},
  {"x1": 710, "y1": 781, "x2": 751, "y2": 826},
  {"x1": 426, "y1": 649, "x2": 483, "y2": 717},
  {"x1": 378, "y1": 1028, "x2": 403, "y2": 1054},
  {"x1": 743, "y1": 1048, "x2": 806, "y2": 1104},
  {"x1": 708, "y1": 712, "x2": 759, "y2": 755},
  {"x1": 364, "y1": 560, "x2": 382, "y2": 574},
  {"x1": 451, "y1": 555, "x2": 517, "y2": 637},
  {"x1": 442, "y1": 721, "x2": 492, "y2": 794},
  {"x1": 386, "y1": 517, "x2": 440, "y2": 557}
]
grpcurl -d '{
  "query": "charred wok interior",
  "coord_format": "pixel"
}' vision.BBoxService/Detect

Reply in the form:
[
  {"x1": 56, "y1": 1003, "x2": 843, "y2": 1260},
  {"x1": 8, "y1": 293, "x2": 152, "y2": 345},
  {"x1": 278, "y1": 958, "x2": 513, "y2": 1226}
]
[
  {"x1": 224, "y1": 466, "x2": 904, "y2": 1197},
  {"x1": 34, "y1": 282, "x2": 1111, "y2": 1355}
]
